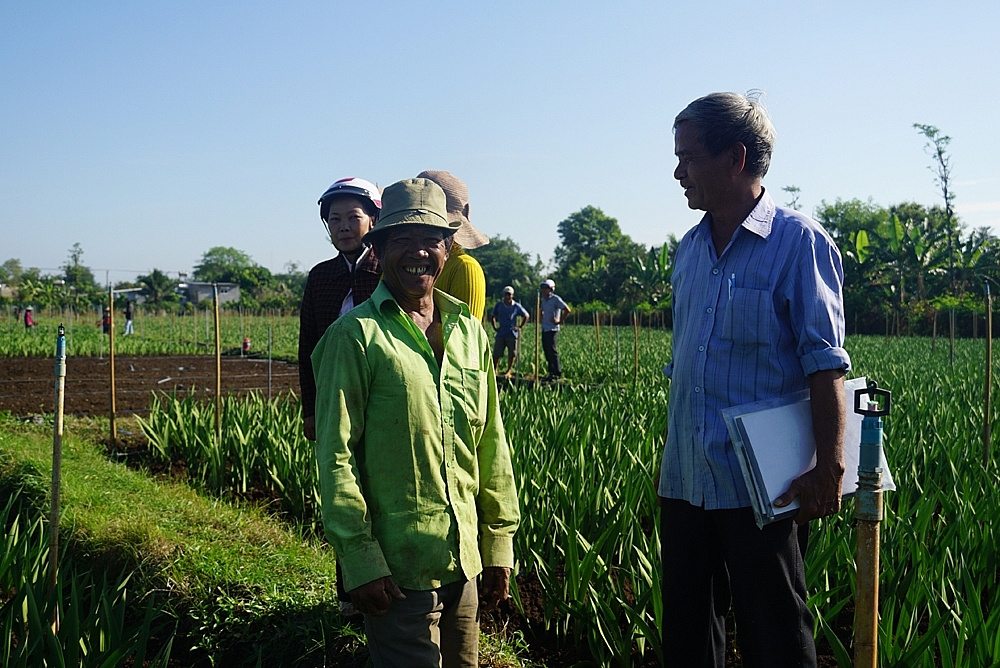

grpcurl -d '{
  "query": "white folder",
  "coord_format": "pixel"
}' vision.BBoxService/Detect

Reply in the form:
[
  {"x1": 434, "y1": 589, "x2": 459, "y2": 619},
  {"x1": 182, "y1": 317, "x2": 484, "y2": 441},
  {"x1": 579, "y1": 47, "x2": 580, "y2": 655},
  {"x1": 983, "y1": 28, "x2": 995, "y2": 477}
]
[{"x1": 721, "y1": 377, "x2": 895, "y2": 529}]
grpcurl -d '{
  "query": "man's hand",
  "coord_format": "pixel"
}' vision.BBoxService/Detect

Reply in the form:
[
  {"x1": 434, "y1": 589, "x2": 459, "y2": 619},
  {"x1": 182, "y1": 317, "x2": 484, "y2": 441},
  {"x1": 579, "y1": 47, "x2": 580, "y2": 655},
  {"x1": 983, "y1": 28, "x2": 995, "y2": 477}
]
[
  {"x1": 774, "y1": 368, "x2": 846, "y2": 524},
  {"x1": 302, "y1": 415, "x2": 316, "y2": 441},
  {"x1": 479, "y1": 567, "x2": 510, "y2": 613},
  {"x1": 349, "y1": 576, "x2": 406, "y2": 617},
  {"x1": 773, "y1": 461, "x2": 845, "y2": 523}
]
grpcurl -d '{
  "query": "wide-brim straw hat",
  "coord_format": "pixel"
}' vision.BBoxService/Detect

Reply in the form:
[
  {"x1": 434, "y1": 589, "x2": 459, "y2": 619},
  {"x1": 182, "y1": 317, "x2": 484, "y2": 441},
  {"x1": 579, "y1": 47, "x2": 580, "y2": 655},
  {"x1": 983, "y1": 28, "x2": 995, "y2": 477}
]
[
  {"x1": 362, "y1": 178, "x2": 460, "y2": 244},
  {"x1": 416, "y1": 170, "x2": 490, "y2": 249}
]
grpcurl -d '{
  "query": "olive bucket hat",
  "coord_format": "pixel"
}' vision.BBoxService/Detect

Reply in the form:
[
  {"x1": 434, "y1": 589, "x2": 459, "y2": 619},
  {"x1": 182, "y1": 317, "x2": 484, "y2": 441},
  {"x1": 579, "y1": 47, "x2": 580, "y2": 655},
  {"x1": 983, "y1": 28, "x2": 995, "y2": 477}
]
[{"x1": 363, "y1": 178, "x2": 460, "y2": 243}]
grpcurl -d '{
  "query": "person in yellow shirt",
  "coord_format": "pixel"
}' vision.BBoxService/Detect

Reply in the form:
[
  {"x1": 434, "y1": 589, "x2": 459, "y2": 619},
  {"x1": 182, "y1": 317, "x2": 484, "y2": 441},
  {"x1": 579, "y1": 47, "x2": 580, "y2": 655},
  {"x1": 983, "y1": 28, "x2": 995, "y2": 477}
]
[{"x1": 417, "y1": 170, "x2": 488, "y2": 320}]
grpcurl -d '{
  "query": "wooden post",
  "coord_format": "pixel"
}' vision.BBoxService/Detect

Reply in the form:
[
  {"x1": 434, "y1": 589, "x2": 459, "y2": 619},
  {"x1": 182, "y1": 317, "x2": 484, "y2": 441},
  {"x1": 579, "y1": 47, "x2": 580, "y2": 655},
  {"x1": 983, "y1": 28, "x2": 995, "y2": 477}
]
[
  {"x1": 214, "y1": 284, "x2": 222, "y2": 443},
  {"x1": 985, "y1": 285, "x2": 993, "y2": 467},
  {"x1": 108, "y1": 286, "x2": 117, "y2": 444}
]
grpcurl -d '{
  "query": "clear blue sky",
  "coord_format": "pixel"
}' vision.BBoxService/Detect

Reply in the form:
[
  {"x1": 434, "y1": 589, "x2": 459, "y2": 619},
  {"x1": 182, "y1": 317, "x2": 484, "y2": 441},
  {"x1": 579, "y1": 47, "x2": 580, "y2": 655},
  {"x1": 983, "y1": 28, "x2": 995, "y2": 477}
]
[{"x1": 3, "y1": 1, "x2": 998, "y2": 284}]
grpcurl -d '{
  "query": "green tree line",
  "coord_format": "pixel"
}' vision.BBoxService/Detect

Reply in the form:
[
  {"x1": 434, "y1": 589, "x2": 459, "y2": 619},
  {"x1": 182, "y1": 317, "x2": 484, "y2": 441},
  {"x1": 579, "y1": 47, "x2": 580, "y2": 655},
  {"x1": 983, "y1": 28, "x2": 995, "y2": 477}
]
[{"x1": 5, "y1": 205, "x2": 997, "y2": 334}]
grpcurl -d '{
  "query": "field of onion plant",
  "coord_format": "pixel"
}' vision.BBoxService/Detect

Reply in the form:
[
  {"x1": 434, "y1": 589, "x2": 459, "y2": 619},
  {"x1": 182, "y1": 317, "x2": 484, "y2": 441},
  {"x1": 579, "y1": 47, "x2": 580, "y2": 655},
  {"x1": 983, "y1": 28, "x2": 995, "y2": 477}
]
[
  {"x1": 136, "y1": 324, "x2": 1000, "y2": 667},
  {"x1": 1, "y1": 307, "x2": 299, "y2": 359}
]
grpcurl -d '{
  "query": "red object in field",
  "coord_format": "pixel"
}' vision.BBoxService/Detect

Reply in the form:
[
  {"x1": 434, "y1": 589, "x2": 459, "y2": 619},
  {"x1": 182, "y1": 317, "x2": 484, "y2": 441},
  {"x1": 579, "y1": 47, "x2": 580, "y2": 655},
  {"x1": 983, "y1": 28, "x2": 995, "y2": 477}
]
[{"x1": 242, "y1": 337, "x2": 251, "y2": 354}]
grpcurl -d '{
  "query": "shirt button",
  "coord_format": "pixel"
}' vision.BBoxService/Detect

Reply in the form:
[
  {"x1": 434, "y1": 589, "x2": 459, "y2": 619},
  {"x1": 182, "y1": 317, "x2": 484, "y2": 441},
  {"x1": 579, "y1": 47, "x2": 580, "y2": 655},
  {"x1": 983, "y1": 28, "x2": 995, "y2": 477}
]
[
  {"x1": 712, "y1": 268, "x2": 719, "y2": 275},
  {"x1": 698, "y1": 345, "x2": 705, "y2": 352},
  {"x1": 694, "y1": 386, "x2": 701, "y2": 393},
  {"x1": 706, "y1": 307, "x2": 713, "y2": 314}
]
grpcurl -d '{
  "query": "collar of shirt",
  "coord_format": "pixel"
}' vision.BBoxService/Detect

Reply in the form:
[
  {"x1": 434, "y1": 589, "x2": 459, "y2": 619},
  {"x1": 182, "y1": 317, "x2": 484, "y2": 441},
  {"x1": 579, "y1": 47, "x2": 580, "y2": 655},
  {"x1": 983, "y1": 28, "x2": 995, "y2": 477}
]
[
  {"x1": 371, "y1": 282, "x2": 469, "y2": 365},
  {"x1": 694, "y1": 188, "x2": 776, "y2": 248},
  {"x1": 340, "y1": 245, "x2": 371, "y2": 271}
]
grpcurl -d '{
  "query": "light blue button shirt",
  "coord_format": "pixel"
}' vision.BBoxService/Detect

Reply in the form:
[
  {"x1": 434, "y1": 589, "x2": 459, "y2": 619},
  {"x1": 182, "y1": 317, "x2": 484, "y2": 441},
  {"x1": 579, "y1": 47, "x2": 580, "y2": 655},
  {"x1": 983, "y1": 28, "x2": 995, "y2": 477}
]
[{"x1": 658, "y1": 191, "x2": 851, "y2": 509}]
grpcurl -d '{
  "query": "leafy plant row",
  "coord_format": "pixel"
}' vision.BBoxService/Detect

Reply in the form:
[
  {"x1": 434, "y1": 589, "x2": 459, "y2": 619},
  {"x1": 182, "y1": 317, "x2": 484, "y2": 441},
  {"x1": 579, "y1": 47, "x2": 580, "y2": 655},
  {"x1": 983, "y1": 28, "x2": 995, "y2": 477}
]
[
  {"x1": 133, "y1": 326, "x2": 1000, "y2": 666},
  {"x1": 0, "y1": 462, "x2": 175, "y2": 667}
]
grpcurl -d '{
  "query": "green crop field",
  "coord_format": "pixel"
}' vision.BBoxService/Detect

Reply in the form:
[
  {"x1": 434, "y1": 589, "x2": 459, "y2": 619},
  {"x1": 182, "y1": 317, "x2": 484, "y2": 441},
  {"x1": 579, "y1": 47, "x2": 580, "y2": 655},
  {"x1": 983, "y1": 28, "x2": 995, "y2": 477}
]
[
  {"x1": 129, "y1": 324, "x2": 1000, "y2": 666},
  {"x1": 1, "y1": 308, "x2": 300, "y2": 359}
]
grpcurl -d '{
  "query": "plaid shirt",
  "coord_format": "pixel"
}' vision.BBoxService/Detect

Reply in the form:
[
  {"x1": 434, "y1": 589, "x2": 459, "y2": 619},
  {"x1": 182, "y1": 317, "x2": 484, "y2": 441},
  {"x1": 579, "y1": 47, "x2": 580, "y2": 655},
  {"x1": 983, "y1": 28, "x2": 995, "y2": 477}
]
[{"x1": 299, "y1": 247, "x2": 381, "y2": 418}]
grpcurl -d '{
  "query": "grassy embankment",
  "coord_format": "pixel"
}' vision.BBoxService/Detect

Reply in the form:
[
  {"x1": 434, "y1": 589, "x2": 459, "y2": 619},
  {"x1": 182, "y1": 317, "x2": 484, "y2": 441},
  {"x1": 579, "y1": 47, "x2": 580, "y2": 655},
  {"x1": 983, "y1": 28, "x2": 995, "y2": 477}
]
[
  {"x1": 0, "y1": 413, "x2": 531, "y2": 666},
  {"x1": 0, "y1": 414, "x2": 362, "y2": 666}
]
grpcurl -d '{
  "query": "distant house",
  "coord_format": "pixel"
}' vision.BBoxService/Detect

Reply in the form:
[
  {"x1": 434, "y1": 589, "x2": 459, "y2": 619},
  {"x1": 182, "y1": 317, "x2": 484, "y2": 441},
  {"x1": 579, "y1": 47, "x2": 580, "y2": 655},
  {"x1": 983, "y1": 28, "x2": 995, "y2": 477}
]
[
  {"x1": 114, "y1": 287, "x2": 146, "y2": 304},
  {"x1": 178, "y1": 282, "x2": 240, "y2": 306}
]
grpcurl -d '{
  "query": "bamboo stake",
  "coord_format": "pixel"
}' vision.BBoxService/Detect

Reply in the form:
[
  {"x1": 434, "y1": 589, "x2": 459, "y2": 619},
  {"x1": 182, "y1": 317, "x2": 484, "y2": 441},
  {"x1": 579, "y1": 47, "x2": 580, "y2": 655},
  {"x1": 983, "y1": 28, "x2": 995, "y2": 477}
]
[
  {"x1": 214, "y1": 284, "x2": 222, "y2": 443},
  {"x1": 108, "y1": 286, "x2": 117, "y2": 444},
  {"x1": 48, "y1": 325, "x2": 67, "y2": 630},
  {"x1": 932, "y1": 309, "x2": 937, "y2": 352},
  {"x1": 950, "y1": 307, "x2": 955, "y2": 367},
  {"x1": 615, "y1": 324, "x2": 620, "y2": 382},
  {"x1": 985, "y1": 284, "x2": 993, "y2": 467},
  {"x1": 534, "y1": 291, "x2": 540, "y2": 388},
  {"x1": 267, "y1": 325, "x2": 273, "y2": 402},
  {"x1": 595, "y1": 311, "x2": 601, "y2": 354},
  {"x1": 633, "y1": 311, "x2": 639, "y2": 386}
]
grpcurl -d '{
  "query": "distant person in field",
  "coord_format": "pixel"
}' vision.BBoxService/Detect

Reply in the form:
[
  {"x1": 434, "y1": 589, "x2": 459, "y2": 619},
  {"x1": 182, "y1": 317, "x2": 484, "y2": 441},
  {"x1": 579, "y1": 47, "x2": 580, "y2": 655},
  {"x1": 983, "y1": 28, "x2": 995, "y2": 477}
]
[
  {"x1": 417, "y1": 170, "x2": 489, "y2": 321},
  {"x1": 23, "y1": 306, "x2": 35, "y2": 330},
  {"x1": 312, "y1": 178, "x2": 519, "y2": 668},
  {"x1": 123, "y1": 300, "x2": 135, "y2": 336},
  {"x1": 490, "y1": 286, "x2": 529, "y2": 376},
  {"x1": 658, "y1": 91, "x2": 850, "y2": 667},
  {"x1": 100, "y1": 307, "x2": 111, "y2": 335},
  {"x1": 539, "y1": 279, "x2": 570, "y2": 381}
]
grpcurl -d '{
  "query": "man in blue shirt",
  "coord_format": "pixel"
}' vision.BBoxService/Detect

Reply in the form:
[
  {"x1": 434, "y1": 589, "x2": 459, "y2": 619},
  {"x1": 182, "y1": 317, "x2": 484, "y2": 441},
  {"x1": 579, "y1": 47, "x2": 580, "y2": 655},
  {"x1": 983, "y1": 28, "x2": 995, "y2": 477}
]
[
  {"x1": 490, "y1": 286, "x2": 530, "y2": 376},
  {"x1": 658, "y1": 92, "x2": 850, "y2": 667}
]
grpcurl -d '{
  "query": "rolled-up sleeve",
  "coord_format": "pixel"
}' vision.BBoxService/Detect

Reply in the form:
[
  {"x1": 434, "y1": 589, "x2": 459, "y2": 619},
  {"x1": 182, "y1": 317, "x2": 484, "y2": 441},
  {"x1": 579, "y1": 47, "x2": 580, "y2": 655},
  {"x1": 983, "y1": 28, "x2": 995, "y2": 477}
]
[
  {"x1": 475, "y1": 333, "x2": 520, "y2": 568},
  {"x1": 787, "y1": 229, "x2": 852, "y2": 377}
]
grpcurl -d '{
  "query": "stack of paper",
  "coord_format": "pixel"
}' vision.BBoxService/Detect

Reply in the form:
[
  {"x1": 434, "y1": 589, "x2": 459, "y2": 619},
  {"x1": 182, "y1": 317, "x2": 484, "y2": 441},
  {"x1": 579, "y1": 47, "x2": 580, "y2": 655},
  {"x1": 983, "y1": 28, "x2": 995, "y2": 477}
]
[{"x1": 722, "y1": 377, "x2": 896, "y2": 529}]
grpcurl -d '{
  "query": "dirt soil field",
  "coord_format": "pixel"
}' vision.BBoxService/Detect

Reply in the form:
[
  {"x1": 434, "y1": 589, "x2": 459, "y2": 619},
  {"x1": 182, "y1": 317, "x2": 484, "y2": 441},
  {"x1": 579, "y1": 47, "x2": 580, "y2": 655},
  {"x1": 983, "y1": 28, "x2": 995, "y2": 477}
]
[{"x1": 0, "y1": 355, "x2": 300, "y2": 417}]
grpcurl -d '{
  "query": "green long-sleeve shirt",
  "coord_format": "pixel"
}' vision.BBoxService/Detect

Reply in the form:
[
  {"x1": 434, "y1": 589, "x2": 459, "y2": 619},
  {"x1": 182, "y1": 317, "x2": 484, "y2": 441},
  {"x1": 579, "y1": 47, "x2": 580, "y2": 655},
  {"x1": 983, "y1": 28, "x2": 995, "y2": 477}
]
[{"x1": 312, "y1": 282, "x2": 519, "y2": 592}]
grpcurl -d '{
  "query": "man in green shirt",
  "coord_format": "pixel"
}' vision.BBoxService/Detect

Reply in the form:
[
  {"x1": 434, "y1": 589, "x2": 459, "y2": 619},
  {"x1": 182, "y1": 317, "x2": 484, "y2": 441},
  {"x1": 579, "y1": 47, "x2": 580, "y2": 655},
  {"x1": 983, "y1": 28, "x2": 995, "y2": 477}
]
[{"x1": 312, "y1": 178, "x2": 520, "y2": 667}]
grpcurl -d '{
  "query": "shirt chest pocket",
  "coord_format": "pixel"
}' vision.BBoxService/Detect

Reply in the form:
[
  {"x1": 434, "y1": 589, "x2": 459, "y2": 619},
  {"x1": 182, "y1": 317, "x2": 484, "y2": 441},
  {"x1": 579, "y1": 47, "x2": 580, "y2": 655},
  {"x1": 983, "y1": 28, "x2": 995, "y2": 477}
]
[
  {"x1": 458, "y1": 367, "x2": 487, "y2": 428},
  {"x1": 722, "y1": 287, "x2": 778, "y2": 347}
]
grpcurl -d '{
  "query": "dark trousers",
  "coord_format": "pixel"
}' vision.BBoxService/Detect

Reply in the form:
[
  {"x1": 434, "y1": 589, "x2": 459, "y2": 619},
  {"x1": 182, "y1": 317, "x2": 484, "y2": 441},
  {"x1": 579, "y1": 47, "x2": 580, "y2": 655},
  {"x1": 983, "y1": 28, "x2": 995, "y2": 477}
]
[
  {"x1": 660, "y1": 499, "x2": 816, "y2": 668},
  {"x1": 541, "y1": 331, "x2": 561, "y2": 377}
]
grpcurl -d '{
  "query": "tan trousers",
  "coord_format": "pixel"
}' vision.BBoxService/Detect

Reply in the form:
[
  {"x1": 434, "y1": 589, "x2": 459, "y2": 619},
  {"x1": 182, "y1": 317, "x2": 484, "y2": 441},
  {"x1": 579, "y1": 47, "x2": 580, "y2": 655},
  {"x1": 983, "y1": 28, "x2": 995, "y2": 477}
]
[{"x1": 364, "y1": 577, "x2": 479, "y2": 668}]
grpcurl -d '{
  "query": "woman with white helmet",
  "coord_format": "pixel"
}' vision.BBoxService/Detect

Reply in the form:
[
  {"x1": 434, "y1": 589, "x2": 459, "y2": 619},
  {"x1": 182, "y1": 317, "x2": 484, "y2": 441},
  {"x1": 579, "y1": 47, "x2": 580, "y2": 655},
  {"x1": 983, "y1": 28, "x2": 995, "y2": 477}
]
[
  {"x1": 298, "y1": 177, "x2": 382, "y2": 620},
  {"x1": 299, "y1": 177, "x2": 382, "y2": 442}
]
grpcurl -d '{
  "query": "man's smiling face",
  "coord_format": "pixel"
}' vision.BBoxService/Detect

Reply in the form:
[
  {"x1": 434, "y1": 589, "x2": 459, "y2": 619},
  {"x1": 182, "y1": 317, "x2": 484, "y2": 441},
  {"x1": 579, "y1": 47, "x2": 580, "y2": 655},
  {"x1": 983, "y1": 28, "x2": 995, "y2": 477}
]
[{"x1": 378, "y1": 225, "x2": 451, "y2": 303}]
